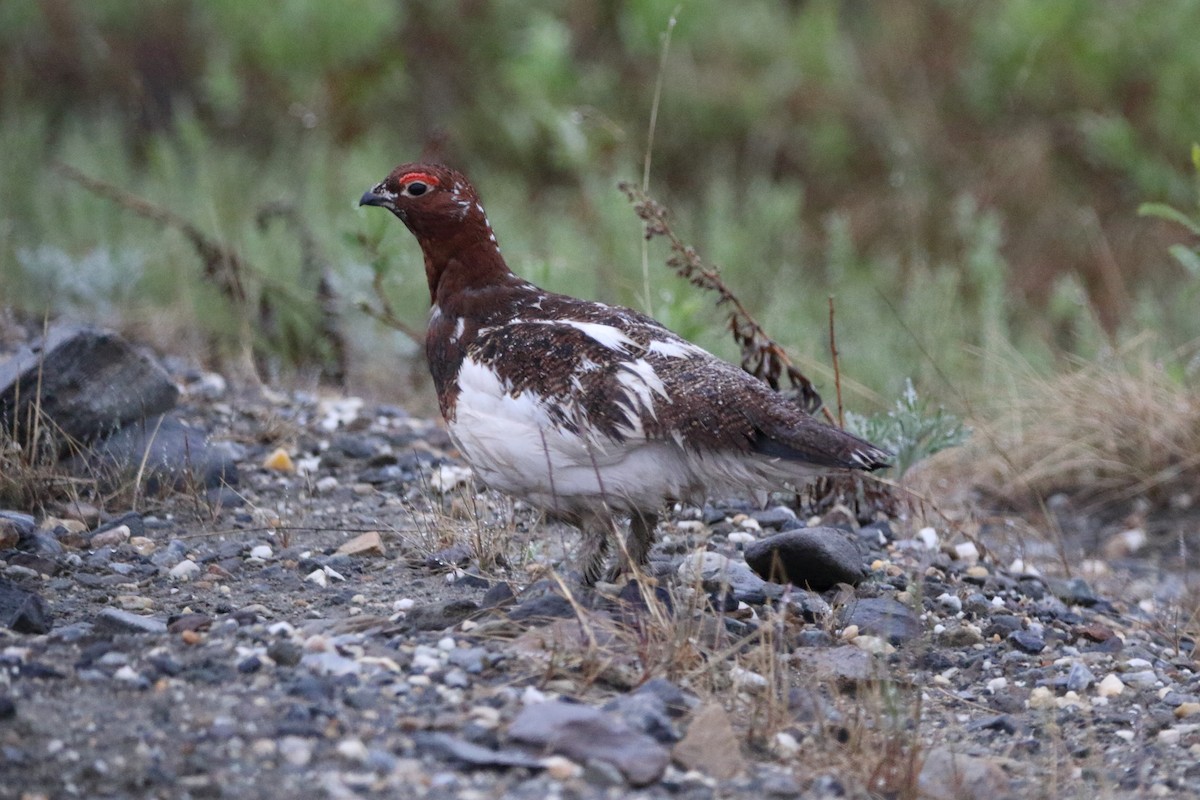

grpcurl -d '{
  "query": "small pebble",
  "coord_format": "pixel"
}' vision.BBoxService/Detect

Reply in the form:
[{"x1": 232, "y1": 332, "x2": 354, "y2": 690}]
[
  {"x1": 278, "y1": 736, "x2": 313, "y2": 766},
  {"x1": 249, "y1": 545, "x2": 273, "y2": 560},
  {"x1": 936, "y1": 593, "x2": 962, "y2": 614},
  {"x1": 1028, "y1": 686, "x2": 1055, "y2": 709},
  {"x1": 336, "y1": 738, "x2": 369, "y2": 762},
  {"x1": 916, "y1": 527, "x2": 939, "y2": 550},
  {"x1": 1097, "y1": 674, "x2": 1126, "y2": 698},
  {"x1": 953, "y1": 541, "x2": 980, "y2": 564},
  {"x1": 262, "y1": 448, "x2": 295, "y2": 473},
  {"x1": 1066, "y1": 661, "x2": 1096, "y2": 693},
  {"x1": 1175, "y1": 703, "x2": 1200, "y2": 719},
  {"x1": 168, "y1": 560, "x2": 200, "y2": 581}
]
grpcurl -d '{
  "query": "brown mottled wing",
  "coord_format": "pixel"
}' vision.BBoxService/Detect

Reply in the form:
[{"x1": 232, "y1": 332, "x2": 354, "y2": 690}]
[
  {"x1": 645, "y1": 350, "x2": 891, "y2": 471},
  {"x1": 461, "y1": 290, "x2": 890, "y2": 472}
]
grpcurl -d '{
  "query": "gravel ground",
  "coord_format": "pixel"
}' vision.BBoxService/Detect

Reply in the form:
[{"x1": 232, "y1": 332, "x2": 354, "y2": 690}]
[{"x1": 2, "y1": 374, "x2": 1199, "y2": 800}]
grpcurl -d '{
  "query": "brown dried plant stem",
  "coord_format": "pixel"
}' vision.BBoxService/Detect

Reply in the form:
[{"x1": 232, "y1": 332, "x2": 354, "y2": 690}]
[
  {"x1": 828, "y1": 295, "x2": 845, "y2": 428},
  {"x1": 52, "y1": 161, "x2": 249, "y2": 307},
  {"x1": 619, "y1": 182, "x2": 829, "y2": 421}
]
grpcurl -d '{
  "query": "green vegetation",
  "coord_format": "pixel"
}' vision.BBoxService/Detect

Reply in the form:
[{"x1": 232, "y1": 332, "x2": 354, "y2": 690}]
[{"x1": 1, "y1": 1, "x2": 1199, "y2": 497}]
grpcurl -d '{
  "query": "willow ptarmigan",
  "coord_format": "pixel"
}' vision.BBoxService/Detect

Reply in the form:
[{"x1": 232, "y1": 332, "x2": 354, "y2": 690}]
[{"x1": 360, "y1": 163, "x2": 890, "y2": 584}]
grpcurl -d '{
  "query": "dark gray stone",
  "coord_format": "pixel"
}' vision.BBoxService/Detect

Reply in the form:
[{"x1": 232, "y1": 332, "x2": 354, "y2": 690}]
[
  {"x1": 0, "y1": 578, "x2": 51, "y2": 633},
  {"x1": 508, "y1": 700, "x2": 670, "y2": 786},
  {"x1": 415, "y1": 732, "x2": 544, "y2": 770},
  {"x1": 508, "y1": 593, "x2": 574, "y2": 621},
  {"x1": 1047, "y1": 576, "x2": 1099, "y2": 607},
  {"x1": 744, "y1": 527, "x2": 867, "y2": 590},
  {"x1": 1066, "y1": 661, "x2": 1096, "y2": 692},
  {"x1": 95, "y1": 608, "x2": 167, "y2": 635},
  {"x1": 603, "y1": 688, "x2": 681, "y2": 743},
  {"x1": 1007, "y1": 630, "x2": 1046, "y2": 654},
  {"x1": 405, "y1": 599, "x2": 478, "y2": 631},
  {"x1": 837, "y1": 596, "x2": 923, "y2": 645},
  {"x1": 750, "y1": 506, "x2": 797, "y2": 531},
  {"x1": 634, "y1": 677, "x2": 697, "y2": 717},
  {"x1": 76, "y1": 414, "x2": 237, "y2": 492},
  {"x1": 0, "y1": 325, "x2": 177, "y2": 446}
]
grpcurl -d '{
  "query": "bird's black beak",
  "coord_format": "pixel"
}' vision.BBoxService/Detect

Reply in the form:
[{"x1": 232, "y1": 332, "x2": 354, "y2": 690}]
[{"x1": 359, "y1": 187, "x2": 388, "y2": 207}]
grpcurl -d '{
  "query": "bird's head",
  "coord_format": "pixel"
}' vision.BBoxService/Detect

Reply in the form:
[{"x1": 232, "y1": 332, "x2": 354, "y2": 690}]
[
  {"x1": 359, "y1": 162, "x2": 488, "y2": 243},
  {"x1": 360, "y1": 162, "x2": 510, "y2": 302}
]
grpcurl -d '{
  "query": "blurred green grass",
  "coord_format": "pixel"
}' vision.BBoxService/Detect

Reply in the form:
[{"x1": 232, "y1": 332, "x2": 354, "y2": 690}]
[{"x1": 2, "y1": 0, "x2": 1199, "y2": 412}]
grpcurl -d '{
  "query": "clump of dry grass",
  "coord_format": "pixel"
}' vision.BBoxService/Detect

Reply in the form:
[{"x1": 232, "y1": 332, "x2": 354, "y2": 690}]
[{"x1": 946, "y1": 342, "x2": 1200, "y2": 515}]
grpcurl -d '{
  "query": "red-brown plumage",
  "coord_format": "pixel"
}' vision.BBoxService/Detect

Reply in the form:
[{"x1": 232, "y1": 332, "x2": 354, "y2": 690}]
[{"x1": 361, "y1": 162, "x2": 890, "y2": 583}]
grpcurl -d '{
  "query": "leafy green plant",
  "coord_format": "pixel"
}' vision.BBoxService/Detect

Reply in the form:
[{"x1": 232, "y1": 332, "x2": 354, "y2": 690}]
[
  {"x1": 1139, "y1": 143, "x2": 1200, "y2": 279},
  {"x1": 845, "y1": 379, "x2": 970, "y2": 479}
]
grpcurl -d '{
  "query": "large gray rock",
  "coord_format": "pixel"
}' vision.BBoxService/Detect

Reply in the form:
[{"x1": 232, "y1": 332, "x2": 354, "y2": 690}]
[
  {"x1": 743, "y1": 527, "x2": 867, "y2": 590},
  {"x1": 837, "y1": 596, "x2": 924, "y2": 646},
  {"x1": 74, "y1": 414, "x2": 238, "y2": 492},
  {"x1": 0, "y1": 326, "x2": 177, "y2": 446},
  {"x1": 508, "y1": 700, "x2": 670, "y2": 786},
  {"x1": 0, "y1": 578, "x2": 51, "y2": 633}
]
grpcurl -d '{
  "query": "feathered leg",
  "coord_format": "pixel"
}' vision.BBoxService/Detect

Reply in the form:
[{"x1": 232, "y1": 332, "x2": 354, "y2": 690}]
[
  {"x1": 603, "y1": 509, "x2": 659, "y2": 582},
  {"x1": 576, "y1": 510, "x2": 615, "y2": 586}
]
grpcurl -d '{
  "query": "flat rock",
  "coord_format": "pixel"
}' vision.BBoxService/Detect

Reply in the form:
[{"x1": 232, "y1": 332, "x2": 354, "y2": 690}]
[
  {"x1": 75, "y1": 414, "x2": 238, "y2": 492},
  {"x1": 743, "y1": 527, "x2": 866, "y2": 590},
  {"x1": 0, "y1": 578, "x2": 51, "y2": 633},
  {"x1": 95, "y1": 607, "x2": 168, "y2": 635},
  {"x1": 837, "y1": 596, "x2": 923, "y2": 645},
  {"x1": 508, "y1": 700, "x2": 669, "y2": 786},
  {"x1": 415, "y1": 732, "x2": 544, "y2": 770},
  {"x1": 918, "y1": 746, "x2": 1014, "y2": 800},
  {"x1": 790, "y1": 645, "x2": 885, "y2": 688},
  {"x1": 671, "y1": 703, "x2": 746, "y2": 779},
  {"x1": 676, "y1": 551, "x2": 770, "y2": 600},
  {"x1": 335, "y1": 531, "x2": 384, "y2": 557},
  {"x1": 0, "y1": 325, "x2": 177, "y2": 446}
]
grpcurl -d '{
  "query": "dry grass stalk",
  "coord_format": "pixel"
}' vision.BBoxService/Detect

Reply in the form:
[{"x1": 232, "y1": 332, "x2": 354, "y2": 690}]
[
  {"x1": 619, "y1": 182, "x2": 826, "y2": 418},
  {"x1": 951, "y1": 344, "x2": 1200, "y2": 514}
]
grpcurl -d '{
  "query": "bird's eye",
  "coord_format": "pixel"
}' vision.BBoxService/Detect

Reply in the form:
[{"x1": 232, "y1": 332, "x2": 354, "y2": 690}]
[{"x1": 406, "y1": 181, "x2": 428, "y2": 197}]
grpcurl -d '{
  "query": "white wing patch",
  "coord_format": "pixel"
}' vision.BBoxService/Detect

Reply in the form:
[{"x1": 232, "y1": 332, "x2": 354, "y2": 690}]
[
  {"x1": 647, "y1": 338, "x2": 703, "y2": 358},
  {"x1": 552, "y1": 320, "x2": 636, "y2": 353},
  {"x1": 449, "y1": 317, "x2": 466, "y2": 344},
  {"x1": 613, "y1": 358, "x2": 670, "y2": 437}
]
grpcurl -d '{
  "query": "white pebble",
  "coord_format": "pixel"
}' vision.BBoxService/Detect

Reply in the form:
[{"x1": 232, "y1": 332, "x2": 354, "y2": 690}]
[
  {"x1": 1157, "y1": 728, "x2": 1182, "y2": 746},
  {"x1": 542, "y1": 755, "x2": 582, "y2": 780},
  {"x1": 986, "y1": 677, "x2": 1008, "y2": 694},
  {"x1": 953, "y1": 541, "x2": 980, "y2": 564},
  {"x1": 522, "y1": 686, "x2": 548, "y2": 705},
  {"x1": 249, "y1": 545, "x2": 273, "y2": 560},
  {"x1": 727, "y1": 532, "x2": 756, "y2": 545},
  {"x1": 730, "y1": 666, "x2": 769, "y2": 689},
  {"x1": 315, "y1": 475, "x2": 340, "y2": 493},
  {"x1": 1008, "y1": 558, "x2": 1040, "y2": 576},
  {"x1": 916, "y1": 527, "x2": 939, "y2": 550},
  {"x1": 278, "y1": 736, "x2": 313, "y2": 767},
  {"x1": 394, "y1": 598, "x2": 415, "y2": 612},
  {"x1": 936, "y1": 593, "x2": 962, "y2": 613},
  {"x1": 437, "y1": 636, "x2": 457, "y2": 651},
  {"x1": 305, "y1": 569, "x2": 328, "y2": 588},
  {"x1": 773, "y1": 731, "x2": 802, "y2": 758},
  {"x1": 1097, "y1": 674, "x2": 1125, "y2": 698},
  {"x1": 112, "y1": 665, "x2": 142, "y2": 683},
  {"x1": 168, "y1": 559, "x2": 200, "y2": 581},
  {"x1": 1028, "y1": 686, "x2": 1055, "y2": 709},
  {"x1": 852, "y1": 635, "x2": 895, "y2": 655},
  {"x1": 335, "y1": 737, "x2": 369, "y2": 762}
]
